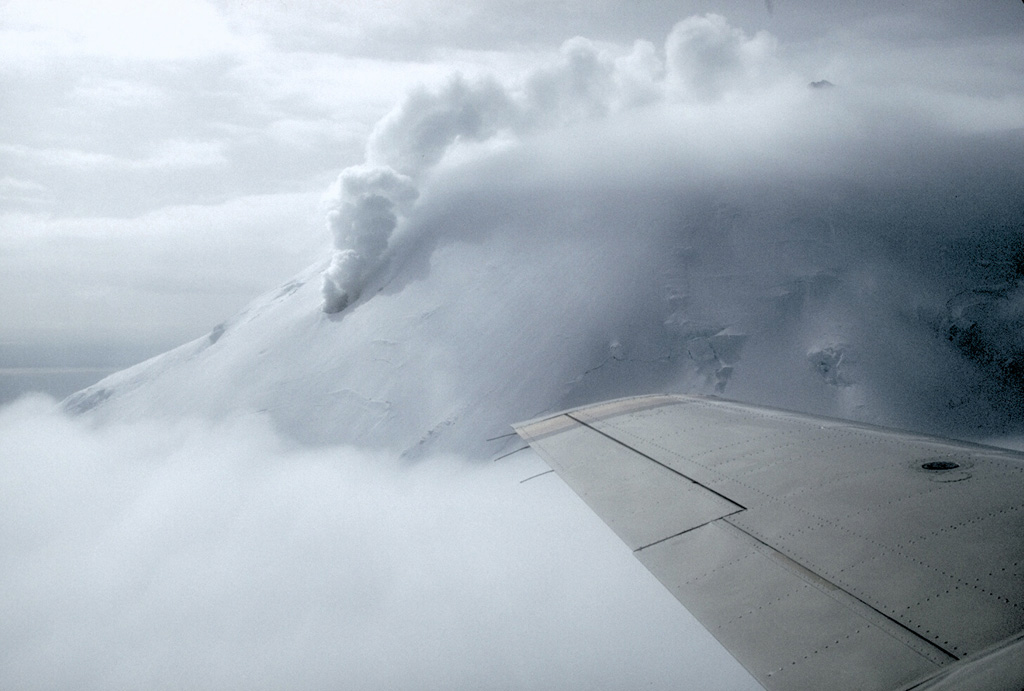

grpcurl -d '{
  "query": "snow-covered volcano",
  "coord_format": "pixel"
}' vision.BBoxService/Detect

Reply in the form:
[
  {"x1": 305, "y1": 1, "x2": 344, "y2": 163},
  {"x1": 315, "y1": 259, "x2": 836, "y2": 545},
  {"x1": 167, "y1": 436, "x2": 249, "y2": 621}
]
[{"x1": 66, "y1": 98, "x2": 1024, "y2": 457}]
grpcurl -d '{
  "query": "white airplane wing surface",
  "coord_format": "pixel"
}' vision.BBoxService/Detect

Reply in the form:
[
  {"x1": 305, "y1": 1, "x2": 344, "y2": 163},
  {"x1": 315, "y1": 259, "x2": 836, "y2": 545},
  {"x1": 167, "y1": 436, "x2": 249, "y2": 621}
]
[{"x1": 514, "y1": 395, "x2": 1024, "y2": 691}]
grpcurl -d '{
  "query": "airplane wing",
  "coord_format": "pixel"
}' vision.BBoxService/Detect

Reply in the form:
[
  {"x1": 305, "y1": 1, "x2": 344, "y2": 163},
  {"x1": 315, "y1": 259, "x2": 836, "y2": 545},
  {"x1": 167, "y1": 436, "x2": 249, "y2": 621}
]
[{"x1": 514, "y1": 395, "x2": 1024, "y2": 691}]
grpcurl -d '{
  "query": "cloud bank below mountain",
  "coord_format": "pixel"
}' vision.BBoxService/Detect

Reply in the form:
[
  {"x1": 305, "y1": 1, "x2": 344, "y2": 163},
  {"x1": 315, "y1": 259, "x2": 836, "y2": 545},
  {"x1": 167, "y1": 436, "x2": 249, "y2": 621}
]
[{"x1": 0, "y1": 395, "x2": 756, "y2": 690}]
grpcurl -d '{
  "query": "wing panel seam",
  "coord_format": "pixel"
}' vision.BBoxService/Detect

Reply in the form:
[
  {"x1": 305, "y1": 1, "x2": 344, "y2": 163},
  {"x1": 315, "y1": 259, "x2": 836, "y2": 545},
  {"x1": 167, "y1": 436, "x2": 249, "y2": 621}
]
[
  {"x1": 566, "y1": 412, "x2": 747, "y2": 512},
  {"x1": 717, "y1": 518, "x2": 959, "y2": 666},
  {"x1": 633, "y1": 509, "x2": 746, "y2": 553}
]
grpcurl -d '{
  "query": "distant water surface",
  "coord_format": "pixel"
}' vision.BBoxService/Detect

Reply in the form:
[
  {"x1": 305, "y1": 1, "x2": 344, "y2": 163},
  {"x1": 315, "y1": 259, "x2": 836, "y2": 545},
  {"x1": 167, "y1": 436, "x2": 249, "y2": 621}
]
[{"x1": 0, "y1": 368, "x2": 119, "y2": 406}]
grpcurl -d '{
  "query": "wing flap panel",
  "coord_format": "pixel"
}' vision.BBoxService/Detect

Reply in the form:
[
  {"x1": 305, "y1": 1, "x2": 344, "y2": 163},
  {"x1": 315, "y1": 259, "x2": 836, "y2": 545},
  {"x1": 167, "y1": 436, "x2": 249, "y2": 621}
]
[
  {"x1": 637, "y1": 520, "x2": 947, "y2": 690},
  {"x1": 515, "y1": 414, "x2": 742, "y2": 551},
  {"x1": 514, "y1": 395, "x2": 1024, "y2": 690},
  {"x1": 563, "y1": 396, "x2": 1024, "y2": 658}
]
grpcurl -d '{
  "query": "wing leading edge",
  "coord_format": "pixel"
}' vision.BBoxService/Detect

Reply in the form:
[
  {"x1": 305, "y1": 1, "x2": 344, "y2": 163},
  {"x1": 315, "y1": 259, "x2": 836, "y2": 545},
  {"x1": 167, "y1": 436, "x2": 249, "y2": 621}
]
[{"x1": 514, "y1": 395, "x2": 1024, "y2": 691}]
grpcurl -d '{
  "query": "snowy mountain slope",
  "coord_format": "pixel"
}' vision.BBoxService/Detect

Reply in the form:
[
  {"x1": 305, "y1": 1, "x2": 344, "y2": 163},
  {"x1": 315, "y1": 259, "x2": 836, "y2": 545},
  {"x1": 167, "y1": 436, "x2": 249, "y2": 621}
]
[
  {"x1": 65, "y1": 117, "x2": 1024, "y2": 457},
  {"x1": 63, "y1": 15, "x2": 1024, "y2": 457},
  {"x1": 64, "y1": 175, "x2": 694, "y2": 456}
]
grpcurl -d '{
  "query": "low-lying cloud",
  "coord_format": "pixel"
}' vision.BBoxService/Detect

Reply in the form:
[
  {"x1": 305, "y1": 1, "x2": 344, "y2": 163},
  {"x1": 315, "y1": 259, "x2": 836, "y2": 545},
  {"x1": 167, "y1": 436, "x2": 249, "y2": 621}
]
[{"x1": 0, "y1": 395, "x2": 757, "y2": 690}]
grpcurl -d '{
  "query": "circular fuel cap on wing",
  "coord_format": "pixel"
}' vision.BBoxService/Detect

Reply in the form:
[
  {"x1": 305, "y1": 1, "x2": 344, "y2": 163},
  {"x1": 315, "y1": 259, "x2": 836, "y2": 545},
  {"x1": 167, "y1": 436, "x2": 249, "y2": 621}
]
[{"x1": 921, "y1": 460, "x2": 960, "y2": 471}]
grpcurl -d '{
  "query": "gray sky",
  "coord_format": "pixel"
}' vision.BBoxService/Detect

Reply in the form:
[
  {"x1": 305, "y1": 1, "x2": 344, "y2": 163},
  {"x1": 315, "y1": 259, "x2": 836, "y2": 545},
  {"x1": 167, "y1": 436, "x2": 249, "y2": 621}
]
[{"x1": 0, "y1": 1, "x2": 1022, "y2": 380}]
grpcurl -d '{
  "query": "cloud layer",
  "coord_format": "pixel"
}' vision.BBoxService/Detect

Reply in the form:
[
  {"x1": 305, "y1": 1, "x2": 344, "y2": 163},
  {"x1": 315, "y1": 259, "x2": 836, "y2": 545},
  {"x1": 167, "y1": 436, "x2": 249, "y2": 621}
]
[{"x1": 0, "y1": 396, "x2": 757, "y2": 690}]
